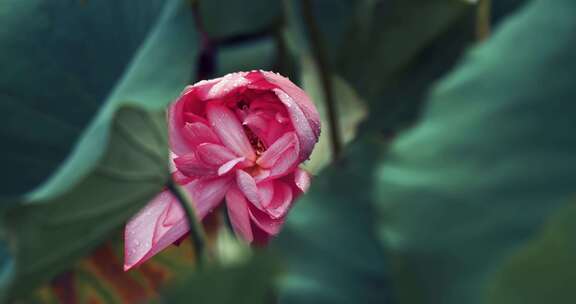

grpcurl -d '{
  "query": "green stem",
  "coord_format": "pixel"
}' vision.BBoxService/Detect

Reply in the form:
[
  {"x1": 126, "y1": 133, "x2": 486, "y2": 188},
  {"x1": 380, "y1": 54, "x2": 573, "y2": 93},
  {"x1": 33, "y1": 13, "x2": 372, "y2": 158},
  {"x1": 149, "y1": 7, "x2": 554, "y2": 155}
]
[
  {"x1": 167, "y1": 180, "x2": 207, "y2": 267},
  {"x1": 301, "y1": 0, "x2": 343, "y2": 160},
  {"x1": 476, "y1": 0, "x2": 491, "y2": 41}
]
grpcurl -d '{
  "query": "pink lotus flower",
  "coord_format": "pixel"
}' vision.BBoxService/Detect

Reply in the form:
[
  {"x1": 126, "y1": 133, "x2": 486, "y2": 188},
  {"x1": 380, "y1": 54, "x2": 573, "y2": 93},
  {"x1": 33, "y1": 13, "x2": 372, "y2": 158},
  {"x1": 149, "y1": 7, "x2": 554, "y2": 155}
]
[{"x1": 124, "y1": 71, "x2": 320, "y2": 270}]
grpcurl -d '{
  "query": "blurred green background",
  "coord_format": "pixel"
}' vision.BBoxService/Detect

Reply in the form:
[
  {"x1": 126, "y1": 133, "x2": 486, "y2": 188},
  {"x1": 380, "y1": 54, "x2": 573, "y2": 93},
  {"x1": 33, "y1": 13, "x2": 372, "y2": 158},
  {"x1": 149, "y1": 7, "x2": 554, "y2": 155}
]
[{"x1": 2, "y1": 0, "x2": 576, "y2": 303}]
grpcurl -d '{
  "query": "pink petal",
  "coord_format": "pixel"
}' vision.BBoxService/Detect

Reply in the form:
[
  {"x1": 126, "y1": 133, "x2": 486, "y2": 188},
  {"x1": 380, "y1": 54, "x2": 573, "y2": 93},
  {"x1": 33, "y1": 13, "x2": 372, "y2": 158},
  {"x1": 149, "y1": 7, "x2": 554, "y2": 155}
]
[
  {"x1": 126, "y1": 175, "x2": 235, "y2": 271},
  {"x1": 235, "y1": 170, "x2": 261, "y2": 208},
  {"x1": 243, "y1": 112, "x2": 268, "y2": 134},
  {"x1": 276, "y1": 112, "x2": 288, "y2": 124},
  {"x1": 294, "y1": 167, "x2": 311, "y2": 193},
  {"x1": 173, "y1": 153, "x2": 216, "y2": 177},
  {"x1": 151, "y1": 206, "x2": 189, "y2": 250},
  {"x1": 246, "y1": 71, "x2": 321, "y2": 161},
  {"x1": 248, "y1": 204, "x2": 284, "y2": 236},
  {"x1": 252, "y1": 168, "x2": 271, "y2": 183},
  {"x1": 273, "y1": 88, "x2": 317, "y2": 162},
  {"x1": 169, "y1": 151, "x2": 178, "y2": 173},
  {"x1": 184, "y1": 77, "x2": 223, "y2": 100},
  {"x1": 242, "y1": 100, "x2": 288, "y2": 147},
  {"x1": 168, "y1": 99, "x2": 193, "y2": 155},
  {"x1": 184, "y1": 176, "x2": 233, "y2": 218},
  {"x1": 264, "y1": 121, "x2": 290, "y2": 147},
  {"x1": 196, "y1": 143, "x2": 237, "y2": 166},
  {"x1": 172, "y1": 170, "x2": 193, "y2": 185},
  {"x1": 267, "y1": 141, "x2": 300, "y2": 180},
  {"x1": 265, "y1": 181, "x2": 293, "y2": 219},
  {"x1": 260, "y1": 71, "x2": 321, "y2": 139},
  {"x1": 182, "y1": 122, "x2": 220, "y2": 147},
  {"x1": 258, "y1": 181, "x2": 275, "y2": 208},
  {"x1": 218, "y1": 157, "x2": 245, "y2": 176},
  {"x1": 163, "y1": 198, "x2": 186, "y2": 226},
  {"x1": 256, "y1": 132, "x2": 297, "y2": 168},
  {"x1": 244, "y1": 116, "x2": 278, "y2": 148},
  {"x1": 206, "y1": 72, "x2": 249, "y2": 99},
  {"x1": 225, "y1": 187, "x2": 254, "y2": 242},
  {"x1": 183, "y1": 112, "x2": 209, "y2": 125},
  {"x1": 206, "y1": 104, "x2": 256, "y2": 161},
  {"x1": 124, "y1": 191, "x2": 188, "y2": 270},
  {"x1": 249, "y1": 93, "x2": 285, "y2": 112},
  {"x1": 142, "y1": 219, "x2": 190, "y2": 270}
]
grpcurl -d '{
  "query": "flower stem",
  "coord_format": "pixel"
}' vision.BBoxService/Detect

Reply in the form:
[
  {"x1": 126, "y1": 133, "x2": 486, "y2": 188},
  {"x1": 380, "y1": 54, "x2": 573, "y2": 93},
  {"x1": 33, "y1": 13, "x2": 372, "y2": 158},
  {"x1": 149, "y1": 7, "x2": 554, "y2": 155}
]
[
  {"x1": 301, "y1": 0, "x2": 342, "y2": 160},
  {"x1": 476, "y1": 0, "x2": 491, "y2": 41},
  {"x1": 166, "y1": 180, "x2": 207, "y2": 267}
]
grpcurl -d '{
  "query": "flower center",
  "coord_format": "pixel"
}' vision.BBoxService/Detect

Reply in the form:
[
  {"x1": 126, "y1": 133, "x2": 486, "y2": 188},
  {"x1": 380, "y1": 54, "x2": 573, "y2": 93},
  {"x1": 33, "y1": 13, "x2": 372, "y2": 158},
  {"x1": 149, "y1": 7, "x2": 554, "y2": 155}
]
[
  {"x1": 243, "y1": 125, "x2": 266, "y2": 156},
  {"x1": 236, "y1": 99, "x2": 267, "y2": 156},
  {"x1": 236, "y1": 100, "x2": 249, "y2": 111}
]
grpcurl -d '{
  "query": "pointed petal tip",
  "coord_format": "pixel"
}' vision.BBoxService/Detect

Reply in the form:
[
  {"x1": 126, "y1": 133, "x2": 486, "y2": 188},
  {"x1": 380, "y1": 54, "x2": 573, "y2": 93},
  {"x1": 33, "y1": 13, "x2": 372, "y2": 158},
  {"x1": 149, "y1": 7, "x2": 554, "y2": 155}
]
[
  {"x1": 218, "y1": 157, "x2": 245, "y2": 176},
  {"x1": 226, "y1": 188, "x2": 254, "y2": 243},
  {"x1": 294, "y1": 168, "x2": 311, "y2": 193},
  {"x1": 236, "y1": 170, "x2": 261, "y2": 208}
]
